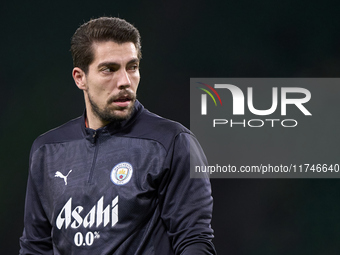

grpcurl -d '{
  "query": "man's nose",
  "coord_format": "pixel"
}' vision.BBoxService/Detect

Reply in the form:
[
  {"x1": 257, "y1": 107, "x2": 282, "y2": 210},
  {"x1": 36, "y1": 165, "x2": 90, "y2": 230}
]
[{"x1": 117, "y1": 69, "x2": 131, "y2": 89}]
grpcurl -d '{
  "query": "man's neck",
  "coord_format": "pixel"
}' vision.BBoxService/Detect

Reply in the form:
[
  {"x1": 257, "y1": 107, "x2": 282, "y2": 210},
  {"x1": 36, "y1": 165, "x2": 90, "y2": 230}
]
[{"x1": 85, "y1": 113, "x2": 109, "y2": 130}]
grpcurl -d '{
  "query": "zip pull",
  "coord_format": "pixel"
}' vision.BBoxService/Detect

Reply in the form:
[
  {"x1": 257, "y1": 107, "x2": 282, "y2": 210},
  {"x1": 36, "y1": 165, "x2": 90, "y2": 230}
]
[{"x1": 90, "y1": 131, "x2": 97, "y2": 144}]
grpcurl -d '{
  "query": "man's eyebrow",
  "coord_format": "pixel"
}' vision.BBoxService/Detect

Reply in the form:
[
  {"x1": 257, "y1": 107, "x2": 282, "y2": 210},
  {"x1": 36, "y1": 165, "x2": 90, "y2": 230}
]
[
  {"x1": 97, "y1": 58, "x2": 140, "y2": 69},
  {"x1": 128, "y1": 58, "x2": 140, "y2": 64},
  {"x1": 97, "y1": 62, "x2": 119, "y2": 69}
]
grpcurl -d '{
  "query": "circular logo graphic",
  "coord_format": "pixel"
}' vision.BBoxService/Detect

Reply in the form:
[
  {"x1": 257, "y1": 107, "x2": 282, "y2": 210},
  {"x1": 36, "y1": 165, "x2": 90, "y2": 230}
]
[{"x1": 110, "y1": 162, "x2": 133, "y2": 185}]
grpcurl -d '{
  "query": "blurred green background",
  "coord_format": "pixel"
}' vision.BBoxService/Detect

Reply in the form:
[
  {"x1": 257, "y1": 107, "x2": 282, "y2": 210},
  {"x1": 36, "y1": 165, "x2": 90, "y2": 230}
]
[{"x1": 1, "y1": 1, "x2": 340, "y2": 254}]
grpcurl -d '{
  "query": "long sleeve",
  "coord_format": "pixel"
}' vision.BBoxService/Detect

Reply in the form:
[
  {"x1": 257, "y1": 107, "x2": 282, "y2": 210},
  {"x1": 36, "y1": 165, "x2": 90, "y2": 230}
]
[
  {"x1": 19, "y1": 149, "x2": 53, "y2": 254},
  {"x1": 158, "y1": 132, "x2": 216, "y2": 255}
]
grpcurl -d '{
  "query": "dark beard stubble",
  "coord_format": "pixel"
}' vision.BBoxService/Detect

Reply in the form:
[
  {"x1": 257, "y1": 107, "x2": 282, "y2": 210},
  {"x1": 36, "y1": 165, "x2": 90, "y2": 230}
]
[{"x1": 87, "y1": 91, "x2": 136, "y2": 124}]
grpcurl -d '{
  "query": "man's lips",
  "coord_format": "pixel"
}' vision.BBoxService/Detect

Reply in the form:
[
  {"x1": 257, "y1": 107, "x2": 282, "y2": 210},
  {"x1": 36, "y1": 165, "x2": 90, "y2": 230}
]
[
  {"x1": 109, "y1": 95, "x2": 133, "y2": 108},
  {"x1": 113, "y1": 98, "x2": 131, "y2": 107},
  {"x1": 114, "y1": 96, "x2": 131, "y2": 102}
]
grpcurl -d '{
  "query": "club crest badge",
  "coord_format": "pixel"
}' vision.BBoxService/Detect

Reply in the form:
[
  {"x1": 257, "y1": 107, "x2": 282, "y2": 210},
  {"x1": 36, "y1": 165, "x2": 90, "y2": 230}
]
[{"x1": 110, "y1": 162, "x2": 133, "y2": 185}]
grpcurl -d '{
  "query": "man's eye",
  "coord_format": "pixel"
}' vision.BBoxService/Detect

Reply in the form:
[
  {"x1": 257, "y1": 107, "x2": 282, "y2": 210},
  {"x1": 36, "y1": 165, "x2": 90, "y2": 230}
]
[
  {"x1": 102, "y1": 67, "x2": 112, "y2": 72},
  {"x1": 129, "y1": 65, "x2": 139, "y2": 71}
]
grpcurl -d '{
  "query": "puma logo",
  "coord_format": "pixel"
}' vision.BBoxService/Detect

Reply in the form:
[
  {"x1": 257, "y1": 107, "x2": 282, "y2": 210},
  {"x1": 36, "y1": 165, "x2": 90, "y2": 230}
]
[{"x1": 55, "y1": 170, "x2": 72, "y2": 185}]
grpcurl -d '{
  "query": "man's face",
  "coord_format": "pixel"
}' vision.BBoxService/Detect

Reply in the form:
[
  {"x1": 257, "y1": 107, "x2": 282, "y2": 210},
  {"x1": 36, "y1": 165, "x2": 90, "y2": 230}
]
[{"x1": 83, "y1": 41, "x2": 140, "y2": 125}]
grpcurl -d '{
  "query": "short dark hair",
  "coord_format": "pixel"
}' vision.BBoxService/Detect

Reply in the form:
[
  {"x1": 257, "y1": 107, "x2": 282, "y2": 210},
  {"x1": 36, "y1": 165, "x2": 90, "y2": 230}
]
[{"x1": 71, "y1": 17, "x2": 141, "y2": 73}]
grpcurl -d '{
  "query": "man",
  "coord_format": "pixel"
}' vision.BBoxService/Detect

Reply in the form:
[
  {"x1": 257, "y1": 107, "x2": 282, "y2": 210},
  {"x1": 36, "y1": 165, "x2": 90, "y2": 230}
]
[{"x1": 20, "y1": 17, "x2": 216, "y2": 254}]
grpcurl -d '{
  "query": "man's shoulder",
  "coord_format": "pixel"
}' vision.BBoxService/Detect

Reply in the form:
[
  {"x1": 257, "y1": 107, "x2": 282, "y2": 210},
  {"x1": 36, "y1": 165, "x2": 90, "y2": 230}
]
[
  {"x1": 127, "y1": 107, "x2": 192, "y2": 149},
  {"x1": 31, "y1": 116, "x2": 83, "y2": 154},
  {"x1": 140, "y1": 108, "x2": 189, "y2": 132}
]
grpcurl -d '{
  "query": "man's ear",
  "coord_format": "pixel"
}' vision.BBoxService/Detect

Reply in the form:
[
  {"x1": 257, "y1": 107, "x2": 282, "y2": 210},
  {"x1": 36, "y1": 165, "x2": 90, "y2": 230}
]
[{"x1": 72, "y1": 67, "x2": 87, "y2": 91}]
